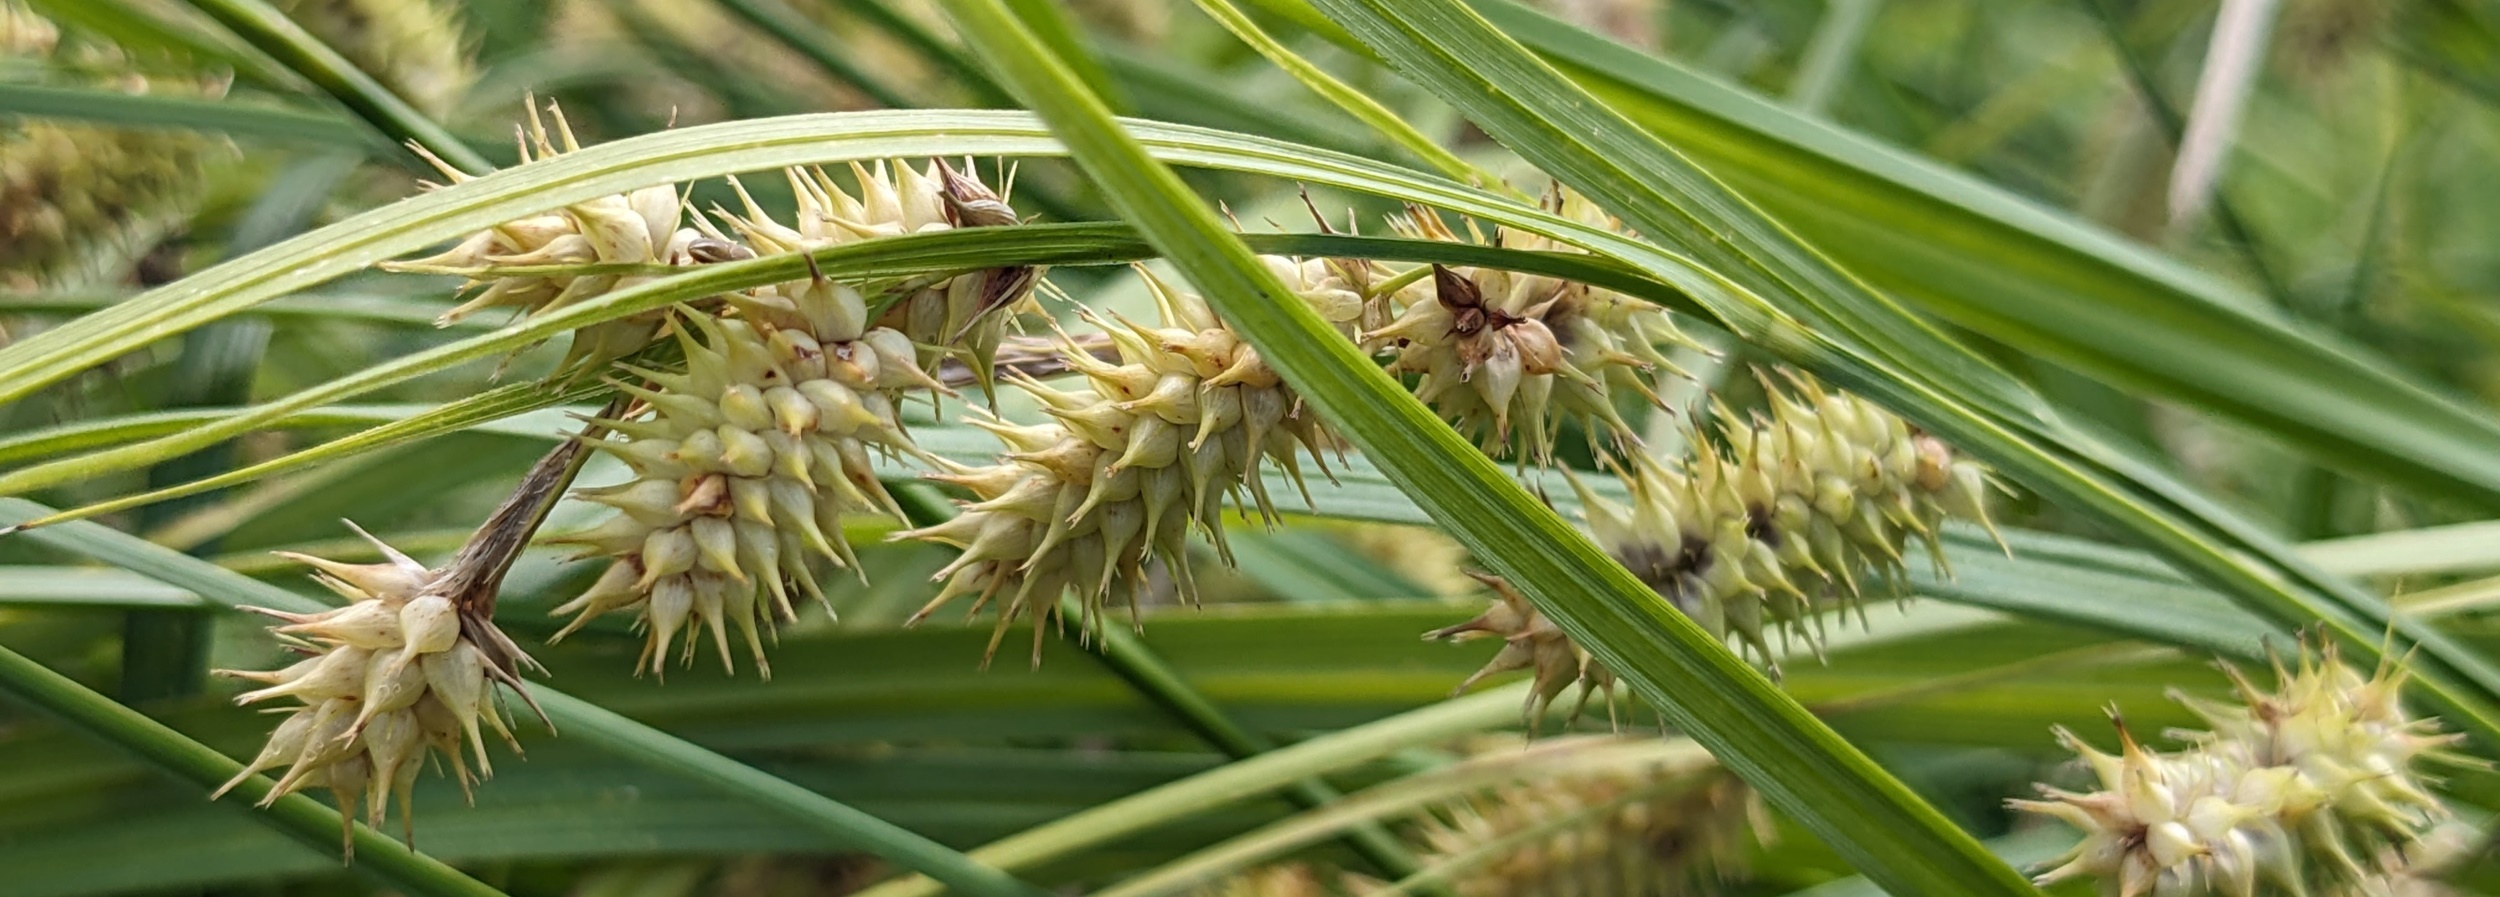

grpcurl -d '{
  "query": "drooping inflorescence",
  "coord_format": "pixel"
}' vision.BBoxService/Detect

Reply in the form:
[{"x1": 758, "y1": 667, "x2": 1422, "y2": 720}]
[
  {"x1": 2012, "y1": 640, "x2": 2463, "y2": 897},
  {"x1": 1351, "y1": 188, "x2": 1703, "y2": 464},
  {"x1": 1432, "y1": 370, "x2": 1998, "y2": 712},
  {"x1": 548, "y1": 265, "x2": 945, "y2": 678},
  {"x1": 1, "y1": 2, "x2": 224, "y2": 287},
  {"x1": 212, "y1": 525, "x2": 542, "y2": 853},
  {"x1": 895, "y1": 264, "x2": 1357, "y2": 663}
]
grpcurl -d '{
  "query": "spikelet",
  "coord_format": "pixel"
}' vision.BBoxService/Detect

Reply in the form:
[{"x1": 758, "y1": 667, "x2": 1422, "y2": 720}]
[
  {"x1": 1, "y1": 2, "x2": 222, "y2": 286},
  {"x1": 1570, "y1": 370, "x2": 1995, "y2": 669},
  {"x1": 548, "y1": 266, "x2": 940, "y2": 679},
  {"x1": 894, "y1": 264, "x2": 1352, "y2": 665},
  {"x1": 1425, "y1": 572, "x2": 1618, "y2": 729},
  {"x1": 1410, "y1": 735, "x2": 1763, "y2": 897},
  {"x1": 1354, "y1": 188, "x2": 1702, "y2": 463},
  {"x1": 380, "y1": 102, "x2": 706, "y2": 375},
  {"x1": 272, "y1": 0, "x2": 475, "y2": 118},
  {"x1": 1430, "y1": 372, "x2": 1997, "y2": 709},
  {"x1": 699, "y1": 160, "x2": 1042, "y2": 395},
  {"x1": 212, "y1": 524, "x2": 542, "y2": 854},
  {"x1": 2011, "y1": 640, "x2": 2462, "y2": 897}
]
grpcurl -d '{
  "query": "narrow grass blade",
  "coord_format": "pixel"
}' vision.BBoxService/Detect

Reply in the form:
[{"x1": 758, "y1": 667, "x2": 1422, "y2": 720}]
[
  {"x1": 1187, "y1": 0, "x2": 1485, "y2": 185},
  {"x1": 180, "y1": 0, "x2": 486, "y2": 172}
]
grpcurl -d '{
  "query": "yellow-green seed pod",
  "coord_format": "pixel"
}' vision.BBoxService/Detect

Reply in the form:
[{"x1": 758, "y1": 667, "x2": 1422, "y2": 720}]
[
  {"x1": 2012, "y1": 640, "x2": 2461, "y2": 897},
  {"x1": 271, "y1": 0, "x2": 475, "y2": 118},
  {"x1": 895, "y1": 264, "x2": 1346, "y2": 666},
  {"x1": 1, "y1": 2, "x2": 224, "y2": 286},
  {"x1": 550, "y1": 266, "x2": 942, "y2": 678},
  {"x1": 212, "y1": 525, "x2": 540, "y2": 854},
  {"x1": 1353, "y1": 188, "x2": 1704, "y2": 464}
]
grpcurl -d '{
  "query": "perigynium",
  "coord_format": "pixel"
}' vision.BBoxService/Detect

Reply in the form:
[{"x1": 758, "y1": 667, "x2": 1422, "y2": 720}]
[
  {"x1": 548, "y1": 266, "x2": 942, "y2": 678},
  {"x1": 0, "y1": 1, "x2": 225, "y2": 287},
  {"x1": 1433, "y1": 369, "x2": 1999, "y2": 709},
  {"x1": 1351, "y1": 188, "x2": 1702, "y2": 464},
  {"x1": 895, "y1": 264, "x2": 1355, "y2": 663},
  {"x1": 212, "y1": 523, "x2": 543, "y2": 853},
  {"x1": 2012, "y1": 639, "x2": 2462, "y2": 897}
]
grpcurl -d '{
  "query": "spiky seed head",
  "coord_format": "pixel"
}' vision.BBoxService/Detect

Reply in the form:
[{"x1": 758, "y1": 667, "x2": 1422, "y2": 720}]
[
  {"x1": 1410, "y1": 735, "x2": 1765, "y2": 897},
  {"x1": 1350, "y1": 189, "x2": 1706, "y2": 464},
  {"x1": 701, "y1": 159, "x2": 1043, "y2": 396},
  {"x1": 1434, "y1": 372, "x2": 1998, "y2": 712},
  {"x1": 379, "y1": 102, "x2": 694, "y2": 375},
  {"x1": 894, "y1": 264, "x2": 1351, "y2": 666},
  {"x1": 213, "y1": 527, "x2": 538, "y2": 855},
  {"x1": 2013, "y1": 640, "x2": 2461, "y2": 897},
  {"x1": 553, "y1": 266, "x2": 939, "y2": 678}
]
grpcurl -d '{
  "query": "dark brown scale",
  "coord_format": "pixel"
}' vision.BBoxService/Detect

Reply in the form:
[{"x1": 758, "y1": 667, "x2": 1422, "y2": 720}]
[
  {"x1": 1431, "y1": 264, "x2": 1489, "y2": 336},
  {"x1": 1744, "y1": 503, "x2": 1779, "y2": 548}
]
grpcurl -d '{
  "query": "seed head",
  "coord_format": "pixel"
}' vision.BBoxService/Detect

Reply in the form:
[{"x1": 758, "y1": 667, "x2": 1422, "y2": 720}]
[
  {"x1": 703, "y1": 159, "x2": 1043, "y2": 396},
  {"x1": 1353, "y1": 188, "x2": 1704, "y2": 464},
  {"x1": 213, "y1": 524, "x2": 541, "y2": 856},
  {"x1": 1, "y1": 2, "x2": 225, "y2": 286},
  {"x1": 1433, "y1": 371, "x2": 2000, "y2": 707},
  {"x1": 1569, "y1": 370, "x2": 2000, "y2": 670},
  {"x1": 895, "y1": 264, "x2": 1347, "y2": 665},
  {"x1": 381, "y1": 101, "x2": 699, "y2": 375},
  {"x1": 1412, "y1": 735, "x2": 1764, "y2": 897},
  {"x1": 2012, "y1": 640, "x2": 2463, "y2": 897},
  {"x1": 551, "y1": 269, "x2": 937, "y2": 678}
]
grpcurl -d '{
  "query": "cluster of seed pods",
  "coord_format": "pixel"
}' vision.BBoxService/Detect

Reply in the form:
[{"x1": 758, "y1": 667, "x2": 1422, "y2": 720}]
[
  {"x1": 0, "y1": 3, "x2": 224, "y2": 287},
  {"x1": 382, "y1": 103, "x2": 716, "y2": 376},
  {"x1": 212, "y1": 527, "x2": 538, "y2": 853},
  {"x1": 1429, "y1": 370, "x2": 1997, "y2": 720},
  {"x1": 894, "y1": 264, "x2": 1358, "y2": 664},
  {"x1": 2014, "y1": 642, "x2": 2461, "y2": 897},
  {"x1": 1349, "y1": 189, "x2": 1702, "y2": 464},
  {"x1": 548, "y1": 266, "x2": 942, "y2": 677},
  {"x1": 535, "y1": 158, "x2": 1033, "y2": 676}
]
